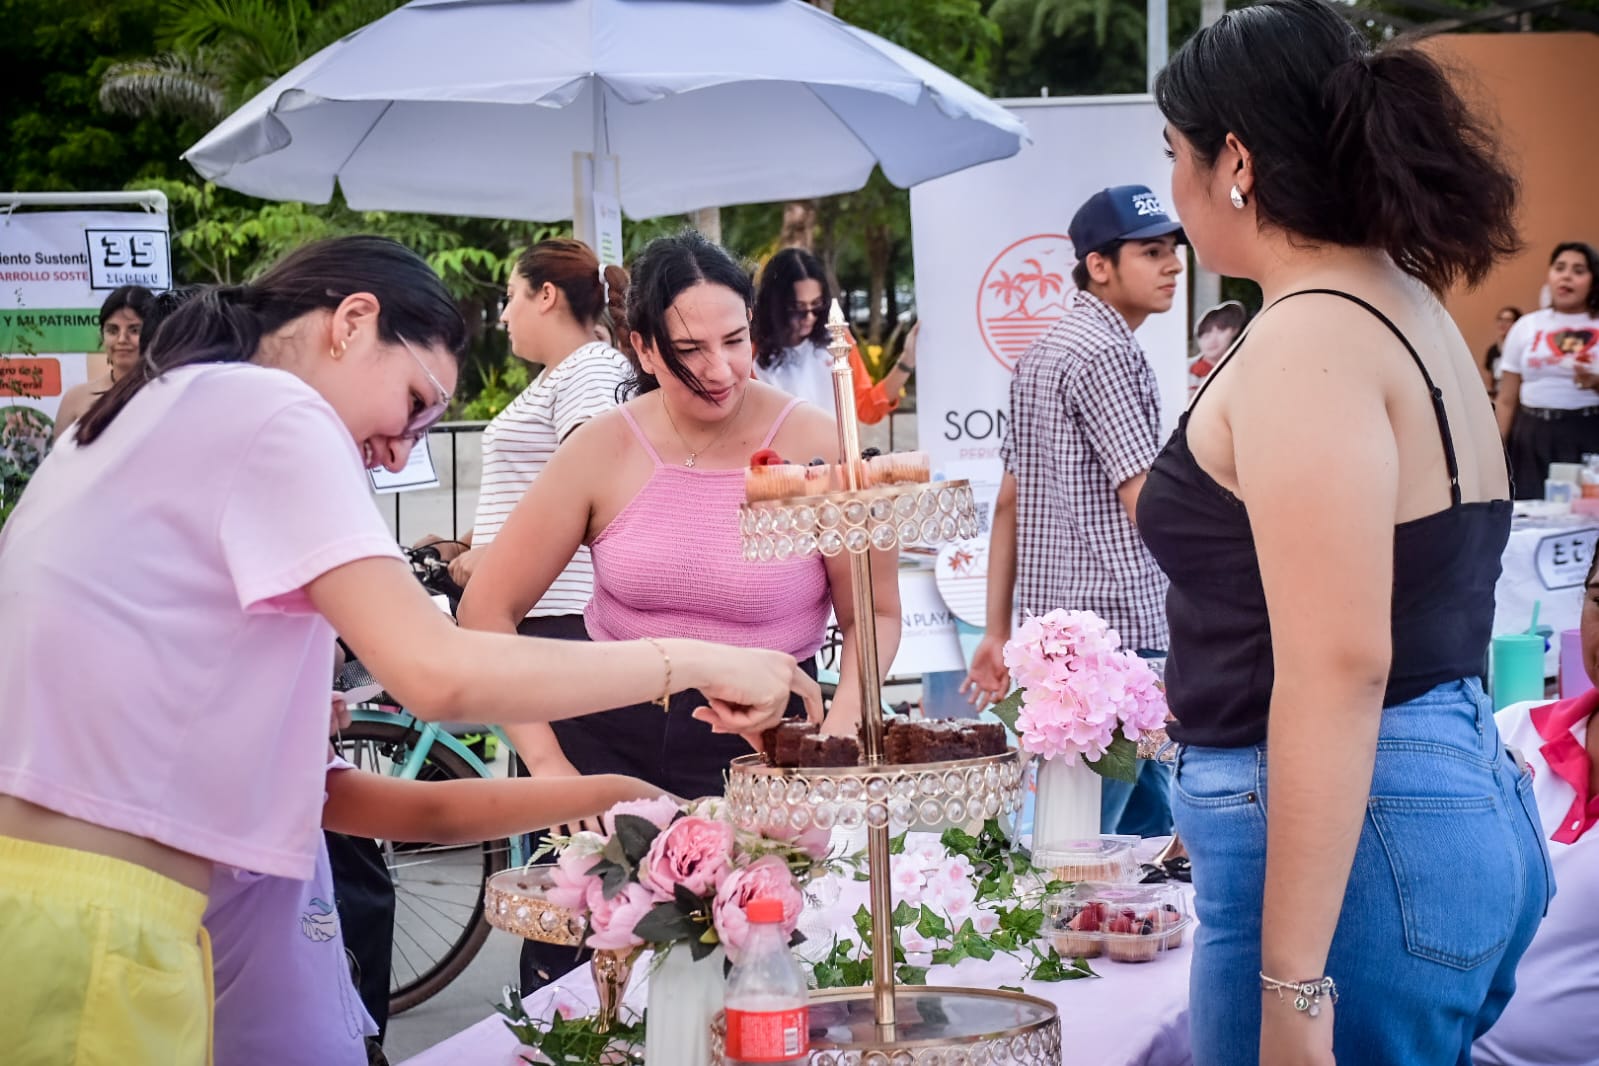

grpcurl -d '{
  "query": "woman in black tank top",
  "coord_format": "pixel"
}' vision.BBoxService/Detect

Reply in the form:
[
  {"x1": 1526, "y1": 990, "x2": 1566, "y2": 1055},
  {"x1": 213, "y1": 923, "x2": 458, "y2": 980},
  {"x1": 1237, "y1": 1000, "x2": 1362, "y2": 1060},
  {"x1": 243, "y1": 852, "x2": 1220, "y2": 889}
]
[{"x1": 1145, "y1": 3, "x2": 1551, "y2": 1064}]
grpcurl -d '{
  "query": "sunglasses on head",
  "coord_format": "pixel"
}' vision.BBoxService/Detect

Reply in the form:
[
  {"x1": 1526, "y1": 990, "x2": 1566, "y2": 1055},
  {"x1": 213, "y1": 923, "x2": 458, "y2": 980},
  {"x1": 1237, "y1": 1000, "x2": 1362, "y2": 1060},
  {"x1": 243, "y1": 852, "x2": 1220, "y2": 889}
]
[{"x1": 396, "y1": 336, "x2": 450, "y2": 442}]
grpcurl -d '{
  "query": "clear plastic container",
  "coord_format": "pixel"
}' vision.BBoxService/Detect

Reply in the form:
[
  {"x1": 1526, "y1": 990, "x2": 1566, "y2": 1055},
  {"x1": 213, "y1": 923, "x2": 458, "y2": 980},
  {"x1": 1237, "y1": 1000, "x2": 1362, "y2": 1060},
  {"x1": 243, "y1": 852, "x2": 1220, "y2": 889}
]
[
  {"x1": 1042, "y1": 882, "x2": 1192, "y2": 963},
  {"x1": 724, "y1": 898, "x2": 809, "y2": 1065},
  {"x1": 1033, "y1": 836, "x2": 1139, "y2": 885}
]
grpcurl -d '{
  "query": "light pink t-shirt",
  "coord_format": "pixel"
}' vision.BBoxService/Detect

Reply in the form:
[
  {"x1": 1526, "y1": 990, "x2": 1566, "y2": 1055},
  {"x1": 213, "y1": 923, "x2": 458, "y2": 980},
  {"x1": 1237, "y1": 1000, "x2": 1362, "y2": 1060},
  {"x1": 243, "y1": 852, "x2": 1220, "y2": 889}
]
[{"x1": 0, "y1": 363, "x2": 400, "y2": 879}]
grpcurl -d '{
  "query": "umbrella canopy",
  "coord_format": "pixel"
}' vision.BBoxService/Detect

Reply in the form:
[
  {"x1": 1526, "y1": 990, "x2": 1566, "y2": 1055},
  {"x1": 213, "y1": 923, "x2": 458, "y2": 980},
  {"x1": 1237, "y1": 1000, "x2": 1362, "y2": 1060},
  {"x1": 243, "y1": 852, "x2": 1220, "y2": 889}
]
[{"x1": 184, "y1": 0, "x2": 1029, "y2": 221}]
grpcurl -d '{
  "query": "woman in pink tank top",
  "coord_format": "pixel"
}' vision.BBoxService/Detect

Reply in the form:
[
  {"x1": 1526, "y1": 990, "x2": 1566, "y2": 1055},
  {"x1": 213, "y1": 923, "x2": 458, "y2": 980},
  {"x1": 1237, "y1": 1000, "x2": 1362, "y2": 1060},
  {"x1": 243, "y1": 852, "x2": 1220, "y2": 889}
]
[{"x1": 460, "y1": 230, "x2": 901, "y2": 793}]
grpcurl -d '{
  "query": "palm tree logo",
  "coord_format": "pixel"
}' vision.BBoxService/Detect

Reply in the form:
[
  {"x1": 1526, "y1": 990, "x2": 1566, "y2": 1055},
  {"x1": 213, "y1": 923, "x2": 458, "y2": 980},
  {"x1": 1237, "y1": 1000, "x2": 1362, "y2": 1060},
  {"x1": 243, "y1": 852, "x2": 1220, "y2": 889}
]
[{"x1": 977, "y1": 234, "x2": 1075, "y2": 372}]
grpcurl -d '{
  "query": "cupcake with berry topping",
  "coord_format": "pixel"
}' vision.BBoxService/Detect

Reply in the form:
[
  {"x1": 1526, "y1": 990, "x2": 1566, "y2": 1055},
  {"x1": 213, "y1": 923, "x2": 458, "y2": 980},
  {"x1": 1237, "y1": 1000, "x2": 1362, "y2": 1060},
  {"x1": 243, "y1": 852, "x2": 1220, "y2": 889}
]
[{"x1": 745, "y1": 449, "x2": 805, "y2": 501}]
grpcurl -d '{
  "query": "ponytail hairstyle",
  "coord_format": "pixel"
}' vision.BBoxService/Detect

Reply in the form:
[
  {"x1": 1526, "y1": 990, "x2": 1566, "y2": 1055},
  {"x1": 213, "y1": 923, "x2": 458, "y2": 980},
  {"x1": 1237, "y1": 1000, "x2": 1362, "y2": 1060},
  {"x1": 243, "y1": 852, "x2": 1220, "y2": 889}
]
[
  {"x1": 603, "y1": 263, "x2": 631, "y2": 358},
  {"x1": 1549, "y1": 241, "x2": 1599, "y2": 315},
  {"x1": 512, "y1": 238, "x2": 633, "y2": 358},
  {"x1": 74, "y1": 235, "x2": 467, "y2": 446},
  {"x1": 751, "y1": 248, "x2": 831, "y2": 370},
  {"x1": 1154, "y1": 0, "x2": 1519, "y2": 294},
  {"x1": 623, "y1": 231, "x2": 754, "y2": 399}
]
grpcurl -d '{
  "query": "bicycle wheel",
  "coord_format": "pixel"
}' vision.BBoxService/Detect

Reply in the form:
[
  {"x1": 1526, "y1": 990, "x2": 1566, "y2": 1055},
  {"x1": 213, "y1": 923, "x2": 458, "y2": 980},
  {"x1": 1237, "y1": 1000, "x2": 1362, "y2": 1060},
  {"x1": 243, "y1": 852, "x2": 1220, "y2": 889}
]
[{"x1": 334, "y1": 719, "x2": 511, "y2": 1014}]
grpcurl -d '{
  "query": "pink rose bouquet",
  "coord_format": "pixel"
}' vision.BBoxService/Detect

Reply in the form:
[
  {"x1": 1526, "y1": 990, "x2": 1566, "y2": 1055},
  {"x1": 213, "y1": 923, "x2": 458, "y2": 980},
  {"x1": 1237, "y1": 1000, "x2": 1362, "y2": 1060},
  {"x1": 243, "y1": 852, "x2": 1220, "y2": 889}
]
[
  {"x1": 544, "y1": 795, "x2": 824, "y2": 964},
  {"x1": 992, "y1": 609, "x2": 1167, "y2": 781}
]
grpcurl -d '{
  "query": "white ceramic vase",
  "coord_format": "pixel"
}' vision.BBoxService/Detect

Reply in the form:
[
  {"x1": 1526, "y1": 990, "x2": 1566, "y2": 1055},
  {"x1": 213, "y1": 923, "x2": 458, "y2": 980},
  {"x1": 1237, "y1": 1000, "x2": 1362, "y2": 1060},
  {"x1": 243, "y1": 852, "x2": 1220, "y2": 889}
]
[
  {"x1": 645, "y1": 943, "x2": 725, "y2": 1066},
  {"x1": 1031, "y1": 755, "x2": 1102, "y2": 848}
]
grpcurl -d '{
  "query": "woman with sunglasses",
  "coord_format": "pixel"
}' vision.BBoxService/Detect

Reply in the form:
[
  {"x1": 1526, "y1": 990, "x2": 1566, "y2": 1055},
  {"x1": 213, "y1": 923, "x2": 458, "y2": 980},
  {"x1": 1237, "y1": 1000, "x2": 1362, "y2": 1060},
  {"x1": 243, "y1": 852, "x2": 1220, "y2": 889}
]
[
  {"x1": 750, "y1": 247, "x2": 914, "y2": 424},
  {"x1": 52, "y1": 284, "x2": 155, "y2": 441},
  {"x1": 0, "y1": 235, "x2": 819, "y2": 1065}
]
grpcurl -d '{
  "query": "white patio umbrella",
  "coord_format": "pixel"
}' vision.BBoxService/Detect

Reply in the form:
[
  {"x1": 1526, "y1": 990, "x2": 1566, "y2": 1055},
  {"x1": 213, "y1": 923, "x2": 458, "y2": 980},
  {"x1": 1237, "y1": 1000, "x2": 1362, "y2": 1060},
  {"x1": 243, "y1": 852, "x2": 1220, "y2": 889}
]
[{"x1": 183, "y1": 0, "x2": 1029, "y2": 222}]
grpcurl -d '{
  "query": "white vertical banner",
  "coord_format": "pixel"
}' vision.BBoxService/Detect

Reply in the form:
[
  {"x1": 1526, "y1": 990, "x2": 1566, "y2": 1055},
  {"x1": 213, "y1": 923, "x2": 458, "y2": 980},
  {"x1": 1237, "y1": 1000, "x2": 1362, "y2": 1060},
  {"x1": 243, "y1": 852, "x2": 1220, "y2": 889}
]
[
  {"x1": 0, "y1": 209, "x2": 171, "y2": 433},
  {"x1": 910, "y1": 96, "x2": 1189, "y2": 535}
]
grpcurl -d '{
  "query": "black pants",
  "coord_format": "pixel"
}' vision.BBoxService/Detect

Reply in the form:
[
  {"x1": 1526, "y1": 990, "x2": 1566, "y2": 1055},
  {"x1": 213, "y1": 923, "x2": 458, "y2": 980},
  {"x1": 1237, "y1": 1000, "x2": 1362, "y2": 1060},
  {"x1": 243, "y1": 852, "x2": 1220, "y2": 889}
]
[
  {"x1": 1508, "y1": 405, "x2": 1599, "y2": 499},
  {"x1": 512, "y1": 613, "x2": 816, "y2": 993},
  {"x1": 325, "y1": 831, "x2": 396, "y2": 1038}
]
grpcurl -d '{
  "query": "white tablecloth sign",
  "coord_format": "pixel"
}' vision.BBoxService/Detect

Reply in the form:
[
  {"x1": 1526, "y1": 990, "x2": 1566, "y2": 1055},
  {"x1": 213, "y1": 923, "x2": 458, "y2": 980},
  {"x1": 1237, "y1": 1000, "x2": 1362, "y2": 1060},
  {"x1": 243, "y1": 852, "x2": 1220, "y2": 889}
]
[{"x1": 1494, "y1": 521, "x2": 1599, "y2": 676}]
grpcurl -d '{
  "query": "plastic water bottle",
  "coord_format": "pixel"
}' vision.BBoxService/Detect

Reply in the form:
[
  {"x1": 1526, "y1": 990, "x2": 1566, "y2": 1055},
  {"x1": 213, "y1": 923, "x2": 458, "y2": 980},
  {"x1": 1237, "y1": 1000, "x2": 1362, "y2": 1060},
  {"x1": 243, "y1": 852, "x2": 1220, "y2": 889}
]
[{"x1": 723, "y1": 898, "x2": 809, "y2": 1065}]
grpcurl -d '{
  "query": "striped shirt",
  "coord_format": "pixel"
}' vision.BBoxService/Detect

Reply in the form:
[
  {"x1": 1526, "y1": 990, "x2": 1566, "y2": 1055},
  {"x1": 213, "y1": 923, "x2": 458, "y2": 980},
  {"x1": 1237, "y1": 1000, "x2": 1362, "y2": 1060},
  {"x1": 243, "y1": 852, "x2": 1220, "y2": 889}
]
[
  {"x1": 471, "y1": 342, "x2": 630, "y2": 617},
  {"x1": 999, "y1": 291, "x2": 1169, "y2": 650}
]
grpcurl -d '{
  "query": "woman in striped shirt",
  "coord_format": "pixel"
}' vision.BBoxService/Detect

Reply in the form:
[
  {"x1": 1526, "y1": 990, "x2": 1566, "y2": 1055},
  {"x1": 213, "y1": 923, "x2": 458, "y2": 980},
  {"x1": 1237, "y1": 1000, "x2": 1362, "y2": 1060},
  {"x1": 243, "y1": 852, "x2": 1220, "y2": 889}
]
[{"x1": 419, "y1": 239, "x2": 631, "y2": 641}]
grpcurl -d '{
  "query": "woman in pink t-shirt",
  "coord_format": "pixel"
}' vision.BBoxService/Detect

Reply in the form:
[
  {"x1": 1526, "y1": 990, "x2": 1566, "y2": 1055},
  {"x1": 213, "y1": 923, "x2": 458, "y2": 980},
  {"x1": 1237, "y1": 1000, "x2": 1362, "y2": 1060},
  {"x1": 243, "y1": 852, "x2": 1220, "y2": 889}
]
[{"x1": 0, "y1": 235, "x2": 819, "y2": 1065}]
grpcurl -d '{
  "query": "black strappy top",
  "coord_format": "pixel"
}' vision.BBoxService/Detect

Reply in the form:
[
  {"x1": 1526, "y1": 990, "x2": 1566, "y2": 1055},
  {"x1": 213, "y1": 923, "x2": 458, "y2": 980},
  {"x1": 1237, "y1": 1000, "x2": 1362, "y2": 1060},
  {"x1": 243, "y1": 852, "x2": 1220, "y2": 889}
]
[{"x1": 1138, "y1": 289, "x2": 1512, "y2": 749}]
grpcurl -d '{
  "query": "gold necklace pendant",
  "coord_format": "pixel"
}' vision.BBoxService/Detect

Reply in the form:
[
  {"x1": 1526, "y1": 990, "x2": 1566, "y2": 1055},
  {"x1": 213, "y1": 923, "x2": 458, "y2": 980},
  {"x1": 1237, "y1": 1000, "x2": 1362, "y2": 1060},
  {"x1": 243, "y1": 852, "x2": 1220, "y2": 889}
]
[{"x1": 662, "y1": 389, "x2": 746, "y2": 469}]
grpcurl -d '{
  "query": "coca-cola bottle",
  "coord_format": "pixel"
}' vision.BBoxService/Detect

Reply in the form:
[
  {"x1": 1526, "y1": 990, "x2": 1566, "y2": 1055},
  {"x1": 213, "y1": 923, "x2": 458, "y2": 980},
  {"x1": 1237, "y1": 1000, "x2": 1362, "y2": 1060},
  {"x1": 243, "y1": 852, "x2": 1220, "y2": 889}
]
[{"x1": 723, "y1": 898, "x2": 810, "y2": 1065}]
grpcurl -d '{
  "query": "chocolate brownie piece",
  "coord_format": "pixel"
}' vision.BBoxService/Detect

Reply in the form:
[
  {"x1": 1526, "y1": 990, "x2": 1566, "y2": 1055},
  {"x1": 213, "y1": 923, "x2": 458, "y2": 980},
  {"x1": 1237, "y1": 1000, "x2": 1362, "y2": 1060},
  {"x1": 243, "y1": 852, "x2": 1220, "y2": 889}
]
[
  {"x1": 767, "y1": 721, "x2": 818, "y2": 767},
  {"x1": 885, "y1": 719, "x2": 977, "y2": 764},
  {"x1": 962, "y1": 721, "x2": 1008, "y2": 756},
  {"x1": 796, "y1": 733, "x2": 860, "y2": 767}
]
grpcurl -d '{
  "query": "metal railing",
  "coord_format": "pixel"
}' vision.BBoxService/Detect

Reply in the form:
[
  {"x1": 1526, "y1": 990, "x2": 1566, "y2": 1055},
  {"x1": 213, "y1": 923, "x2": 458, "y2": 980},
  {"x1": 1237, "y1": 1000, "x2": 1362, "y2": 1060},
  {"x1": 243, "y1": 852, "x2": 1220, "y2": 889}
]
[{"x1": 384, "y1": 409, "x2": 917, "y2": 545}]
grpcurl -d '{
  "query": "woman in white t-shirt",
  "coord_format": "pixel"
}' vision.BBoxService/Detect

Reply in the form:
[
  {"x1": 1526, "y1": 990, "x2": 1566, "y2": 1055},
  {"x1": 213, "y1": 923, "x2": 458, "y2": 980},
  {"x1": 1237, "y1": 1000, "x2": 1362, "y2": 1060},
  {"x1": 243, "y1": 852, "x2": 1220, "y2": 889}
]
[
  {"x1": 0, "y1": 236, "x2": 818, "y2": 1064},
  {"x1": 1495, "y1": 241, "x2": 1599, "y2": 497},
  {"x1": 750, "y1": 247, "x2": 912, "y2": 425},
  {"x1": 419, "y1": 239, "x2": 630, "y2": 639}
]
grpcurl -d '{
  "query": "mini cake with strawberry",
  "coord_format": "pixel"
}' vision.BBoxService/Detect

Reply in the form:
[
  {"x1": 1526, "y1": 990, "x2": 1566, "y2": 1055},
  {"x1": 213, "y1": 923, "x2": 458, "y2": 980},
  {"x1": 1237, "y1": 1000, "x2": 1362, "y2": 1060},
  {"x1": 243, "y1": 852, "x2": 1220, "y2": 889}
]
[
  {"x1": 745, "y1": 447, "x2": 932, "y2": 503},
  {"x1": 745, "y1": 449, "x2": 807, "y2": 502}
]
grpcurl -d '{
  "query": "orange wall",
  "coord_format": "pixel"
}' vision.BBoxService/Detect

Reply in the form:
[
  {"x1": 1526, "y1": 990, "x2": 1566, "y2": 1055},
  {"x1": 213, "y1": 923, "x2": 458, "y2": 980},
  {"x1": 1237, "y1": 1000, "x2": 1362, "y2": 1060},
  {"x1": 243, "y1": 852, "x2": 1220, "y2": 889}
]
[{"x1": 1421, "y1": 33, "x2": 1599, "y2": 353}]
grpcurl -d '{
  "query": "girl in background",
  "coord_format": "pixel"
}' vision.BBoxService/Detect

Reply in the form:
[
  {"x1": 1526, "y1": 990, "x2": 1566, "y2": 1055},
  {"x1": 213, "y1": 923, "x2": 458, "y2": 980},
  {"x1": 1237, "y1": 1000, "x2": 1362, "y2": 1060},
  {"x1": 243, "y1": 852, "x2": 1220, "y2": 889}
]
[
  {"x1": 750, "y1": 247, "x2": 914, "y2": 424},
  {"x1": 1495, "y1": 241, "x2": 1599, "y2": 497}
]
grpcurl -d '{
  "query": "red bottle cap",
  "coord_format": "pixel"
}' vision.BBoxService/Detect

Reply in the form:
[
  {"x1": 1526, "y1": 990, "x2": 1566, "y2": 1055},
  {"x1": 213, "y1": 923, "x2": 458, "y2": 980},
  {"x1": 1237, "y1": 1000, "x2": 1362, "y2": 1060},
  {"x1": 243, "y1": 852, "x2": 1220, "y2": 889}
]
[{"x1": 744, "y1": 898, "x2": 785, "y2": 923}]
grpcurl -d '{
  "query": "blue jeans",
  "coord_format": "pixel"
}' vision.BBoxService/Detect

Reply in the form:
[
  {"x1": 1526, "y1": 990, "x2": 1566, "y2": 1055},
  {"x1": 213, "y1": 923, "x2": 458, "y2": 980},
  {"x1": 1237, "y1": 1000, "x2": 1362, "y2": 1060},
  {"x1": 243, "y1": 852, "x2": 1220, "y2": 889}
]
[
  {"x1": 1100, "y1": 758, "x2": 1173, "y2": 836},
  {"x1": 1173, "y1": 679, "x2": 1552, "y2": 1066}
]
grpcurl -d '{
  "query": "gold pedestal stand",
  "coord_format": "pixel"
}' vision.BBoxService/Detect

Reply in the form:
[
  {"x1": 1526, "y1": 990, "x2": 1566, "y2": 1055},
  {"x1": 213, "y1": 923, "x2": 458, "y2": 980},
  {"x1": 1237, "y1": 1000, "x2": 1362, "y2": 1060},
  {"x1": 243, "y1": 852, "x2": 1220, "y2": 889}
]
[
  {"x1": 721, "y1": 303, "x2": 1061, "y2": 1062},
  {"x1": 484, "y1": 867, "x2": 637, "y2": 1033}
]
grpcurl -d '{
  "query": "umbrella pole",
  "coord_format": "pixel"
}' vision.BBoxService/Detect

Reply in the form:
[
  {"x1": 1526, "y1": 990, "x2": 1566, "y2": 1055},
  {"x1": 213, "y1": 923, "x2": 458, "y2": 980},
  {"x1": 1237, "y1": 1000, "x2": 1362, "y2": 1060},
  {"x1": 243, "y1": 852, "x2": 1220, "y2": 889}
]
[{"x1": 826, "y1": 303, "x2": 897, "y2": 1038}]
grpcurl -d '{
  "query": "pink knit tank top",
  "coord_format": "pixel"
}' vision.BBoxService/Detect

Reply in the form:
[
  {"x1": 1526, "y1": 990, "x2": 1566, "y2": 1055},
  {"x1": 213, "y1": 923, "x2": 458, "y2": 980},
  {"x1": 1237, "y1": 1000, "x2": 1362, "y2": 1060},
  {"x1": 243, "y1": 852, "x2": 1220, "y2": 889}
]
[{"x1": 585, "y1": 398, "x2": 832, "y2": 660}]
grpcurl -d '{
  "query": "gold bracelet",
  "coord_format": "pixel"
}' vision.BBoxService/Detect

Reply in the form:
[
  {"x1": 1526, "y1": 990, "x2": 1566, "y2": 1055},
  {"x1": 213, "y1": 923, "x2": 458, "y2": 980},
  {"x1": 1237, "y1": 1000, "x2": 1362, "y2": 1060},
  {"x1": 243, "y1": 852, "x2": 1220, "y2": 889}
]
[{"x1": 643, "y1": 637, "x2": 671, "y2": 713}]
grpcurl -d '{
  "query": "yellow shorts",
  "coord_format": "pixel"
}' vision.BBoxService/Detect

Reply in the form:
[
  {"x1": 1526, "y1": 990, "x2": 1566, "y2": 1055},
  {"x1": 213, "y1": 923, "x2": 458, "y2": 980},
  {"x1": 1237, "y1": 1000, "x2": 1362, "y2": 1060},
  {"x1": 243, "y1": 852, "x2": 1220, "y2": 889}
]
[{"x1": 0, "y1": 835, "x2": 212, "y2": 1066}]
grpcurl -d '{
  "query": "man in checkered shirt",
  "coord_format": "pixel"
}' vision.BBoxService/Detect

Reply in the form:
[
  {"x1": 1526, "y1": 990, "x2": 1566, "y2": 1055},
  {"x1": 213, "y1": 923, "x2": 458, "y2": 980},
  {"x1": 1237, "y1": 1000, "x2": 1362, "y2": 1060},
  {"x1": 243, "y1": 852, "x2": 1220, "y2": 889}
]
[{"x1": 964, "y1": 185, "x2": 1184, "y2": 834}]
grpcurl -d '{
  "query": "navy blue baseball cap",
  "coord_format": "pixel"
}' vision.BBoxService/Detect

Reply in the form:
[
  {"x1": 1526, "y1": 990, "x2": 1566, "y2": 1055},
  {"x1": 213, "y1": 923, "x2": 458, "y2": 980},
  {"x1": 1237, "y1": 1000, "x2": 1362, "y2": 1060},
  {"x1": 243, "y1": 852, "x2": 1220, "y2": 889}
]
[{"x1": 1068, "y1": 185, "x2": 1185, "y2": 258}]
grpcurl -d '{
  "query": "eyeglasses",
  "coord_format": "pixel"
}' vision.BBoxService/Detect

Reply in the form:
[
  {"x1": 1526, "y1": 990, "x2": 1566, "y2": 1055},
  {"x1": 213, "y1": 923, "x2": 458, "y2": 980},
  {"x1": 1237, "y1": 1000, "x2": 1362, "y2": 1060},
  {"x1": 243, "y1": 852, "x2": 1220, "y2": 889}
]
[
  {"x1": 789, "y1": 302, "x2": 826, "y2": 324},
  {"x1": 397, "y1": 336, "x2": 451, "y2": 442}
]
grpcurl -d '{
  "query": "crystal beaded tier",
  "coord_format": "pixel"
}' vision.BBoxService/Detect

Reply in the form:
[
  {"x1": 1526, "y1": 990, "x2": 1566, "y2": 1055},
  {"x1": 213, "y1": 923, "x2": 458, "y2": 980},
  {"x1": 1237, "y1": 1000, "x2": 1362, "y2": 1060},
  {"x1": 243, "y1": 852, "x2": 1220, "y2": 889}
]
[
  {"x1": 484, "y1": 866, "x2": 585, "y2": 946},
  {"x1": 739, "y1": 480, "x2": 977, "y2": 561},
  {"x1": 725, "y1": 751, "x2": 1026, "y2": 835}
]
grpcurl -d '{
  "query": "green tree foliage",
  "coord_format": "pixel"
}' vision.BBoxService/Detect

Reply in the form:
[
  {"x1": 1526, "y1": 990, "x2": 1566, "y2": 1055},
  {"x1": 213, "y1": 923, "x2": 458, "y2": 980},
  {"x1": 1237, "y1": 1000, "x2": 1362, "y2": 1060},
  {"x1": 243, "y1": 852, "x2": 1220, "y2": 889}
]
[
  {"x1": 99, "y1": 0, "x2": 407, "y2": 125},
  {"x1": 988, "y1": 0, "x2": 1202, "y2": 98},
  {"x1": 0, "y1": 0, "x2": 189, "y2": 191}
]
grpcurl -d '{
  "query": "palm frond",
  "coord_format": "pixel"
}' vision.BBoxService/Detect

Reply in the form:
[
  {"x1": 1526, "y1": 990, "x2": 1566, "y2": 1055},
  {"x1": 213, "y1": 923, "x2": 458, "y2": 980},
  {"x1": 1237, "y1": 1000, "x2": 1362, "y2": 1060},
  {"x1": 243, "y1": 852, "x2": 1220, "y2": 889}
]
[{"x1": 98, "y1": 51, "x2": 226, "y2": 122}]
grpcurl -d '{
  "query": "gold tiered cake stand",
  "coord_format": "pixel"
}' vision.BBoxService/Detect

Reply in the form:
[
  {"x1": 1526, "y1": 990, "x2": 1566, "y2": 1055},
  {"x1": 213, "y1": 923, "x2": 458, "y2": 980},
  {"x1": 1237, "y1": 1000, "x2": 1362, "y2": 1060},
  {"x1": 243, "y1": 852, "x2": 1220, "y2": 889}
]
[{"x1": 716, "y1": 304, "x2": 1061, "y2": 1064}]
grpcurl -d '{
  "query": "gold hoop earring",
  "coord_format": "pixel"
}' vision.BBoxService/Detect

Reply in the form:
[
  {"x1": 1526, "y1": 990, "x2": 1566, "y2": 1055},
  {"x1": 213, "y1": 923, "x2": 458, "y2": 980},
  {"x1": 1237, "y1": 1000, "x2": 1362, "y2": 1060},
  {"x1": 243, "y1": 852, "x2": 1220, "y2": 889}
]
[{"x1": 330, "y1": 338, "x2": 349, "y2": 360}]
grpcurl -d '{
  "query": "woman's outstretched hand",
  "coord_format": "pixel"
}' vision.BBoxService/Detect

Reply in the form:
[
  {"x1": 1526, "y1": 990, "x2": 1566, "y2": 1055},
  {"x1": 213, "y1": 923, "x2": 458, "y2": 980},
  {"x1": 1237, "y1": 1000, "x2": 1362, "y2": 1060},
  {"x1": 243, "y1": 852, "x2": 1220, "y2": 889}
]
[{"x1": 687, "y1": 646, "x2": 822, "y2": 746}]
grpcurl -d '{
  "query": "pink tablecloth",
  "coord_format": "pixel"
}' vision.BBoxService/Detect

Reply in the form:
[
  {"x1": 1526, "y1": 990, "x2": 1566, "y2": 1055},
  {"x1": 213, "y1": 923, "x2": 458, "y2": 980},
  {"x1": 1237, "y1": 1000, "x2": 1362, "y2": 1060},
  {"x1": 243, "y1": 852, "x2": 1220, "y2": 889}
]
[{"x1": 400, "y1": 841, "x2": 1193, "y2": 1066}]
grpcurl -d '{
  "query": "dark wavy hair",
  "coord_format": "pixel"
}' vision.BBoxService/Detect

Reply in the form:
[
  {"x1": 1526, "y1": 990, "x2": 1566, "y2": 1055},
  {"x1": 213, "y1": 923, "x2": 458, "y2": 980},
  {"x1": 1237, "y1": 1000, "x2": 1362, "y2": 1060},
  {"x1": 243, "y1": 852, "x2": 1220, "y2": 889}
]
[
  {"x1": 1550, "y1": 241, "x2": 1599, "y2": 315},
  {"x1": 75, "y1": 235, "x2": 467, "y2": 445},
  {"x1": 623, "y1": 231, "x2": 754, "y2": 399},
  {"x1": 1155, "y1": 0, "x2": 1519, "y2": 294},
  {"x1": 513, "y1": 238, "x2": 632, "y2": 357},
  {"x1": 752, "y1": 248, "x2": 829, "y2": 370},
  {"x1": 97, "y1": 285, "x2": 156, "y2": 332}
]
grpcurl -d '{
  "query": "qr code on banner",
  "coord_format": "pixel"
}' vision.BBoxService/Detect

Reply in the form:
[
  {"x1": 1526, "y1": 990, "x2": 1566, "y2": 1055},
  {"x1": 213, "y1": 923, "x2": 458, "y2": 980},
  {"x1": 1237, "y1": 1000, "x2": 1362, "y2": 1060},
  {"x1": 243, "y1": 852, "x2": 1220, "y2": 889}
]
[{"x1": 975, "y1": 501, "x2": 992, "y2": 536}]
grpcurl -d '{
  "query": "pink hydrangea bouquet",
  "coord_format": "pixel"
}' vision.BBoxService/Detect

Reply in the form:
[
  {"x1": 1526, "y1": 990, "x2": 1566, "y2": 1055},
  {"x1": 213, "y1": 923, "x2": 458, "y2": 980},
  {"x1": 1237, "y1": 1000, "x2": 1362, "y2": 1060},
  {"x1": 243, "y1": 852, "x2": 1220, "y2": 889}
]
[
  {"x1": 543, "y1": 796, "x2": 828, "y2": 964},
  {"x1": 991, "y1": 609, "x2": 1167, "y2": 782}
]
